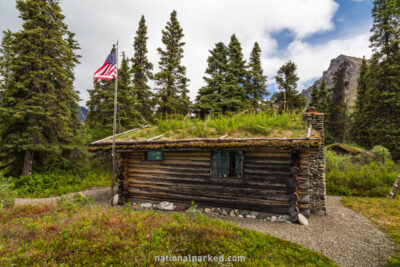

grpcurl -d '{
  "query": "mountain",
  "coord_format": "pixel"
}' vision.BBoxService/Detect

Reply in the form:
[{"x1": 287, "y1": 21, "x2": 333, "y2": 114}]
[
  {"x1": 301, "y1": 55, "x2": 363, "y2": 106},
  {"x1": 78, "y1": 106, "x2": 88, "y2": 122}
]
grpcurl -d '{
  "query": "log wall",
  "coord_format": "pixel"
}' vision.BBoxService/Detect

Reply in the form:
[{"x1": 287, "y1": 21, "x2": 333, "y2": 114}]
[{"x1": 120, "y1": 150, "x2": 309, "y2": 217}]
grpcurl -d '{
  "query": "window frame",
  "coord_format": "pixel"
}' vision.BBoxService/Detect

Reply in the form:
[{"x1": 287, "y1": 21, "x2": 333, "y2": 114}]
[
  {"x1": 211, "y1": 150, "x2": 243, "y2": 178},
  {"x1": 144, "y1": 151, "x2": 164, "y2": 161}
]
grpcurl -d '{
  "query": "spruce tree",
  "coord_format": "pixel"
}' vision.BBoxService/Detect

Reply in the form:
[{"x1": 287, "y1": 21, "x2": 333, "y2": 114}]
[
  {"x1": 273, "y1": 61, "x2": 306, "y2": 111},
  {"x1": 219, "y1": 34, "x2": 249, "y2": 113},
  {"x1": 0, "y1": 30, "x2": 13, "y2": 94},
  {"x1": 86, "y1": 80, "x2": 114, "y2": 140},
  {"x1": 317, "y1": 78, "x2": 331, "y2": 141},
  {"x1": 194, "y1": 42, "x2": 229, "y2": 117},
  {"x1": 245, "y1": 42, "x2": 268, "y2": 110},
  {"x1": 228, "y1": 34, "x2": 247, "y2": 86},
  {"x1": 118, "y1": 53, "x2": 141, "y2": 131},
  {"x1": 154, "y1": 10, "x2": 191, "y2": 117},
  {"x1": 318, "y1": 79, "x2": 330, "y2": 114},
  {"x1": 309, "y1": 84, "x2": 319, "y2": 108},
  {"x1": 367, "y1": 0, "x2": 400, "y2": 159},
  {"x1": 351, "y1": 57, "x2": 371, "y2": 148},
  {"x1": 328, "y1": 61, "x2": 349, "y2": 143},
  {"x1": 131, "y1": 15, "x2": 154, "y2": 122},
  {"x1": 0, "y1": 0, "x2": 81, "y2": 176}
]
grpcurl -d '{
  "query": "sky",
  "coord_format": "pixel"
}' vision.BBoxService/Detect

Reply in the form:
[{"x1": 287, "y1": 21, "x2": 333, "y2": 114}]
[{"x1": 0, "y1": 0, "x2": 373, "y2": 106}]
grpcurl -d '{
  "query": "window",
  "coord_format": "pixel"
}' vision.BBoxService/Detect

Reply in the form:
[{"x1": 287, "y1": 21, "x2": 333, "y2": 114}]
[
  {"x1": 212, "y1": 151, "x2": 242, "y2": 178},
  {"x1": 145, "y1": 151, "x2": 163, "y2": 161}
]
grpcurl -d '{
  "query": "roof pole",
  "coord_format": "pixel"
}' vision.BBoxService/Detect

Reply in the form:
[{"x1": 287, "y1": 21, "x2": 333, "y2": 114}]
[{"x1": 112, "y1": 40, "x2": 118, "y2": 194}]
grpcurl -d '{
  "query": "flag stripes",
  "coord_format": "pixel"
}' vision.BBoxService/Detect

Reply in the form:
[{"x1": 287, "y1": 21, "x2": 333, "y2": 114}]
[{"x1": 94, "y1": 48, "x2": 117, "y2": 84}]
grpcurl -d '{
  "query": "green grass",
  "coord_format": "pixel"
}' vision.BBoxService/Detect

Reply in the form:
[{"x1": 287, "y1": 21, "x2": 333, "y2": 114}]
[
  {"x1": 116, "y1": 111, "x2": 309, "y2": 140},
  {"x1": 0, "y1": 203, "x2": 336, "y2": 266},
  {"x1": 325, "y1": 149, "x2": 399, "y2": 197},
  {"x1": 0, "y1": 169, "x2": 110, "y2": 201},
  {"x1": 342, "y1": 197, "x2": 400, "y2": 266}
]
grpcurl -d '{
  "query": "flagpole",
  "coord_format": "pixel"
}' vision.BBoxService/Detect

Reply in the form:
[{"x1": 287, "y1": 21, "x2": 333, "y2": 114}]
[{"x1": 112, "y1": 40, "x2": 118, "y2": 194}]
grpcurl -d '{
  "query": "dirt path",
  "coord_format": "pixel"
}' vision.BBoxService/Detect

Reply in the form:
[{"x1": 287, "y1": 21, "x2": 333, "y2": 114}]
[
  {"x1": 13, "y1": 187, "x2": 112, "y2": 207},
  {"x1": 219, "y1": 196, "x2": 395, "y2": 267}
]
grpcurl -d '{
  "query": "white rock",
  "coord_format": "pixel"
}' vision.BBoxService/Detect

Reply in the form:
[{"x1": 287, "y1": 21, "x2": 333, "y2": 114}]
[
  {"x1": 229, "y1": 210, "x2": 236, "y2": 217},
  {"x1": 112, "y1": 194, "x2": 119, "y2": 206},
  {"x1": 271, "y1": 216, "x2": 277, "y2": 222},
  {"x1": 238, "y1": 214, "x2": 243, "y2": 218},
  {"x1": 298, "y1": 213, "x2": 309, "y2": 226},
  {"x1": 157, "y1": 201, "x2": 174, "y2": 211},
  {"x1": 246, "y1": 215, "x2": 256, "y2": 219},
  {"x1": 140, "y1": 203, "x2": 152, "y2": 209},
  {"x1": 204, "y1": 208, "x2": 212, "y2": 213}
]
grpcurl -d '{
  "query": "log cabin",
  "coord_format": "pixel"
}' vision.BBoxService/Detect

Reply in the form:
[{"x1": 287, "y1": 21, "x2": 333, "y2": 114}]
[{"x1": 89, "y1": 110, "x2": 326, "y2": 222}]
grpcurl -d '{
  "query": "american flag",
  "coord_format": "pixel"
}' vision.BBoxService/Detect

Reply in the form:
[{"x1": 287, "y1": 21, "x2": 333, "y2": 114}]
[{"x1": 94, "y1": 48, "x2": 117, "y2": 84}]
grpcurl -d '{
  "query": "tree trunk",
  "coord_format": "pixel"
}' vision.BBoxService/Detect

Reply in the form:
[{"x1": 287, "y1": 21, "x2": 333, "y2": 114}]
[
  {"x1": 284, "y1": 91, "x2": 287, "y2": 111},
  {"x1": 22, "y1": 151, "x2": 33, "y2": 176}
]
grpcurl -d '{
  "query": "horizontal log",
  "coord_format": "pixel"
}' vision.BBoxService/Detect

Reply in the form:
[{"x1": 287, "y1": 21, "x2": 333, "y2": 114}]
[
  {"x1": 126, "y1": 164, "x2": 209, "y2": 171},
  {"x1": 127, "y1": 185, "x2": 291, "y2": 203},
  {"x1": 126, "y1": 175, "x2": 291, "y2": 190},
  {"x1": 125, "y1": 159, "x2": 210, "y2": 166},
  {"x1": 128, "y1": 187, "x2": 291, "y2": 204},
  {"x1": 244, "y1": 157, "x2": 294, "y2": 164},
  {"x1": 244, "y1": 151, "x2": 292, "y2": 157},
  {"x1": 244, "y1": 171, "x2": 292, "y2": 178},
  {"x1": 126, "y1": 179, "x2": 292, "y2": 199},
  {"x1": 127, "y1": 172, "x2": 211, "y2": 180},
  {"x1": 126, "y1": 165, "x2": 210, "y2": 173},
  {"x1": 243, "y1": 163, "x2": 294, "y2": 171},
  {"x1": 164, "y1": 151, "x2": 211, "y2": 156}
]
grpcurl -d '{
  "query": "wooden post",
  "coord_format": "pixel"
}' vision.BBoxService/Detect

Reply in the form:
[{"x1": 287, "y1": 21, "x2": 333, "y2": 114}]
[{"x1": 112, "y1": 41, "x2": 119, "y2": 193}]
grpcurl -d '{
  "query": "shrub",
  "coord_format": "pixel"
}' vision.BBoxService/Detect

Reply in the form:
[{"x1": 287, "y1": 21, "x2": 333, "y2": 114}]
[
  {"x1": 370, "y1": 145, "x2": 392, "y2": 162},
  {"x1": 9, "y1": 169, "x2": 110, "y2": 198},
  {"x1": 325, "y1": 149, "x2": 399, "y2": 197}
]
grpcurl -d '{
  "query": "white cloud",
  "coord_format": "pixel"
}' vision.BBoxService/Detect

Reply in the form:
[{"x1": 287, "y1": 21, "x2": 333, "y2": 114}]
[
  {"x1": 58, "y1": 0, "x2": 339, "y2": 104},
  {"x1": 1, "y1": 0, "x2": 371, "y2": 105}
]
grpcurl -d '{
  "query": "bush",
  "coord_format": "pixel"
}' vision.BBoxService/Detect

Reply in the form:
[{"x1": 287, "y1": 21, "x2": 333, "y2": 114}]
[
  {"x1": 8, "y1": 169, "x2": 110, "y2": 198},
  {"x1": 325, "y1": 149, "x2": 399, "y2": 197},
  {"x1": 370, "y1": 145, "x2": 392, "y2": 162},
  {"x1": 0, "y1": 171, "x2": 15, "y2": 208}
]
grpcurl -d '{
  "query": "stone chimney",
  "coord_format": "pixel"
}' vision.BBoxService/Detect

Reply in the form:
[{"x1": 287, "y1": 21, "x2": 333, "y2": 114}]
[{"x1": 305, "y1": 107, "x2": 326, "y2": 215}]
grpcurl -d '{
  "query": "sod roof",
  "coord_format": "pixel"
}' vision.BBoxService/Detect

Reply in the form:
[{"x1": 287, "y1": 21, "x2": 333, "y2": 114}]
[{"x1": 89, "y1": 112, "x2": 322, "y2": 151}]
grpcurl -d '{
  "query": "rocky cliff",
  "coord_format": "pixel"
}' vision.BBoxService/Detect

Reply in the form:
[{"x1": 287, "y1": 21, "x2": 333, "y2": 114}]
[{"x1": 301, "y1": 55, "x2": 363, "y2": 106}]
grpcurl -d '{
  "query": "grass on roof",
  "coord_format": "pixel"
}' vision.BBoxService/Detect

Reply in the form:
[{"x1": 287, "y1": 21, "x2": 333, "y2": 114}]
[{"x1": 117, "y1": 111, "x2": 309, "y2": 141}]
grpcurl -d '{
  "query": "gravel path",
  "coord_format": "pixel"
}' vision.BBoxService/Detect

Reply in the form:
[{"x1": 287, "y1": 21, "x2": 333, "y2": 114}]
[{"x1": 219, "y1": 196, "x2": 395, "y2": 267}]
